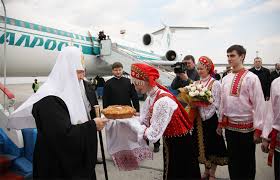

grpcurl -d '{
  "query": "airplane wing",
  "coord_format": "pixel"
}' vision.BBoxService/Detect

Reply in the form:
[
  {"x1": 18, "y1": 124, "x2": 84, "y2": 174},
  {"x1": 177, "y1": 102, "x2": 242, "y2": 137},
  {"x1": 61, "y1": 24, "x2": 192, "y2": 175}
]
[
  {"x1": 169, "y1": 26, "x2": 209, "y2": 33},
  {"x1": 151, "y1": 28, "x2": 165, "y2": 35},
  {"x1": 151, "y1": 26, "x2": 209, "y2": 35}
]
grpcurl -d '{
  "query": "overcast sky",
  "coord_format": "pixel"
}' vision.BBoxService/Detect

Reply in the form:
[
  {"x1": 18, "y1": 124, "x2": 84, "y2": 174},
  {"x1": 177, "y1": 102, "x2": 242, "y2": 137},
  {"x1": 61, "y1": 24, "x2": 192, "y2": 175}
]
[{"x1": 1, "y1": 0, "x2": 280, "y2": 64}]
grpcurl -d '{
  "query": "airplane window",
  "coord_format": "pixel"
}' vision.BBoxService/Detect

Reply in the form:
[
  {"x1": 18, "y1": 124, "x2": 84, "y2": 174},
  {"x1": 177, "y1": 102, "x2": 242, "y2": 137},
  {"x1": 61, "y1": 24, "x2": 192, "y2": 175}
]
[
  {"x1": 20, "y1": 21, "x2": 25, "y2": 27},
  {"x1": 30, "y1": 23, "x2": 34, "y2": 30}
]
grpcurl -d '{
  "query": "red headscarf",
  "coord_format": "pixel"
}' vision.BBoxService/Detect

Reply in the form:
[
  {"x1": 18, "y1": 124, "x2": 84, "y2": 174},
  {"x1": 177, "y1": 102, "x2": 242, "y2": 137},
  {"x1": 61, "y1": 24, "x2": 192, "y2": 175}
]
[
  {"x1": 198, "y1": 56, "x2": 215, "y2": 75},
  {"x1": 131, "y1": 63, "x2": 160, "y2": 87}
]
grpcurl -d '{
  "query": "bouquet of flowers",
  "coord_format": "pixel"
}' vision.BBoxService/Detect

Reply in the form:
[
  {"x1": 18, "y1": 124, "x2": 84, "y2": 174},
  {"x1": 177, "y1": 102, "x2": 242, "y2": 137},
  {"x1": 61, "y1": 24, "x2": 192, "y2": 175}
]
[{"x1": 178, "y1": 83, "x2": 213, "y2": 107}]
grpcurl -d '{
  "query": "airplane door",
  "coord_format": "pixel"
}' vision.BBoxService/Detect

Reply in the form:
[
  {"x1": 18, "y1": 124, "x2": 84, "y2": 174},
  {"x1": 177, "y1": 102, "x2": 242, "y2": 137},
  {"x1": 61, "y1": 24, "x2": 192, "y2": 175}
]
[{"x1": 100, "y1": 40, "x2": 112, "y2": 56}]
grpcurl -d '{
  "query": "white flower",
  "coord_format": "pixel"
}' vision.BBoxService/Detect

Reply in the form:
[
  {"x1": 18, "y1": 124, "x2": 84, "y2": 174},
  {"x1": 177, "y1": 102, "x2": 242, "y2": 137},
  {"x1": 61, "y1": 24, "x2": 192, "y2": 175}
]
[
  {"x1": 186, "y1": 86, "x2": 191, "y2": 90},
  {"x1": 199, "y1": 91, "x2": 205, "y2": 96},
  {"x1": 196, "y1": 84, "x2": 203, "y2": 90},
  {"x1": 209, "y1": 98, "x2": 214, "y2": 103},
  {"x1": 194, "y1": 90, "x2": 199, "y2": 96},
  {"x1": 206, "y1": 91, "x2": 212, "y2": 96},
  {"x1": 202, "y1": 87, "x2": 208, "y2": 92},
  {"x1": 191, "y1": 86, "x2": 196, "y2": 92},
  {"x1": 189, "y1": 92, "x2": 195, "y2": 97}
]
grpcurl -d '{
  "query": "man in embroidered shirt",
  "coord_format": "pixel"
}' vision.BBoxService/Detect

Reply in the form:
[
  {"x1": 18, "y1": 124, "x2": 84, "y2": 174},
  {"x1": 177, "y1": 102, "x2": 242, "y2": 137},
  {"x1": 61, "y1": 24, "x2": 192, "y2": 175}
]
[
  {"x1": 217, "y1": 45, "x2": 265, "y2": 180},
  {"x1": 261, "y1": 76, "x2": 280, "y2": 180}
]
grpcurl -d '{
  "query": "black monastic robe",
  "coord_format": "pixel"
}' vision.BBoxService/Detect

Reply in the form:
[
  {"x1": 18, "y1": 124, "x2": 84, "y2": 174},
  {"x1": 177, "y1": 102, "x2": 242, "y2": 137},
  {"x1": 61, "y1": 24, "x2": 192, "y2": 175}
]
[
  {"x1": 102, "y1": 77, "x2": 140, "y2": 111},
  {"x1": 32, "y1": 81, "x2": 98, "y2": 179}
]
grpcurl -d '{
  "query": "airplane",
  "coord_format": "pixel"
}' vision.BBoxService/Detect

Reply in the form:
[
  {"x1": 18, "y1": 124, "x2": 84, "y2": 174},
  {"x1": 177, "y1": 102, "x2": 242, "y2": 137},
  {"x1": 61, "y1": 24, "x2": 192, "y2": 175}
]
[{"x1": 0, "y1": 15, "x2": 209, "y2": 77}]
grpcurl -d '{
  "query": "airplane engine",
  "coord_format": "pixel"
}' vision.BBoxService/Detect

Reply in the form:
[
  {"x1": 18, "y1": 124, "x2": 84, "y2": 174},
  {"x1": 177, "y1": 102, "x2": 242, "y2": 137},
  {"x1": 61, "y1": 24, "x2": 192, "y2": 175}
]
[
  {"x1": 142, "y1": 33, "x2": 153, "y2": 46},
  {"x1": 165, "y1": 50, "x2": 177, "y2": 61}
]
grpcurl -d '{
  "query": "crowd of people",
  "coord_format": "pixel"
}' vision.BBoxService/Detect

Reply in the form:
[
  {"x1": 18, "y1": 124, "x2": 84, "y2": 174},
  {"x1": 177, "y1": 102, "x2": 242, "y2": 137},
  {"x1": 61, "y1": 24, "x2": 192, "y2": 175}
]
[{"x1": 7, "y1": 44, "x2": 280, "y2": 180}]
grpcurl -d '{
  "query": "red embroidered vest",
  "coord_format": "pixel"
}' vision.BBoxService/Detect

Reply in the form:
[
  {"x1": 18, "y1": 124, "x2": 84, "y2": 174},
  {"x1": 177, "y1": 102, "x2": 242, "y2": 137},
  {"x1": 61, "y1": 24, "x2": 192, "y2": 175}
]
[{"x1": 147, "y1": 91, "x2": 192, "y2": 138}]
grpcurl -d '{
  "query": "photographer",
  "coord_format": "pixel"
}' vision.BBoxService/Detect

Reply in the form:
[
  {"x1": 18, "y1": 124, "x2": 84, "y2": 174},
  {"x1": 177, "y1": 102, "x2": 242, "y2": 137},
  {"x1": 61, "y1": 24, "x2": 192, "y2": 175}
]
[
  {"x1": 171, "y1": 55, "x2": 200, "y2": 90},
  {"x1": 98, "y1": 31, "x2": 106, "y2": 43}
]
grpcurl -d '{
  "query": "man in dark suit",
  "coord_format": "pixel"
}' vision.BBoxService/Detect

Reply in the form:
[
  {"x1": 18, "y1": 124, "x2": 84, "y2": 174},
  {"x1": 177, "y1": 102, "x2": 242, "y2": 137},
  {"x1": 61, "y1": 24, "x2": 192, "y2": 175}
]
[
  {"x1": 83, "y1": 79, "x2": 103, "y2": 164},
  {"x1": 249, "y1": 57, "x2": 271, "y2": 101},
  {"x1": 83, "y1": 80, "x2": 98, "y2": 117},
  {"x1": 271, "y1": 63, "x2": 280, "y2": 83}
]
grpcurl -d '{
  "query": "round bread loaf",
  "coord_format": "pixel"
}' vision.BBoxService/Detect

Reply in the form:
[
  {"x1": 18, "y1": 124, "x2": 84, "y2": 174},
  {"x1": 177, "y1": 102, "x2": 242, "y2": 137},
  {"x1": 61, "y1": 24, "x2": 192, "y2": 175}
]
[{"x1": 101, "y1": 105, "x2": 136, "y2": 119}]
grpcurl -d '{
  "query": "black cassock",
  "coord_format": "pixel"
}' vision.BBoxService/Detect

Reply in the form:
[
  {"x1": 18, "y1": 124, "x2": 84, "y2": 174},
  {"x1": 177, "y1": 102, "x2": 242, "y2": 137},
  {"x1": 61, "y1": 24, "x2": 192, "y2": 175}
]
[
  {"x1": 102, "y1": 77, "x2": 140, "y2": 112},
  {"x1": 32, "y1": 81, "x2": 98, "y2": 180}
]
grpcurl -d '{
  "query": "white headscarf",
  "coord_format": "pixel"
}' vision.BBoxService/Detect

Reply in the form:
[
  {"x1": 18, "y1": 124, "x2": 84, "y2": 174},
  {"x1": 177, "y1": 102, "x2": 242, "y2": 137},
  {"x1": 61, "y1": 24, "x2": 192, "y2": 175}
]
[{"x1": 7, "y1": 46, "x2": 89, "y2": 129}]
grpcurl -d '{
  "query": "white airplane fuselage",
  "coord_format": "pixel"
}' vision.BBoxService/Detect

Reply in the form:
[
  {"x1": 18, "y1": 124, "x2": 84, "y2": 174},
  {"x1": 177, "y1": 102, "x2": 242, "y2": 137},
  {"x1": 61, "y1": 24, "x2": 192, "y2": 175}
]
[
  {"x1": 0, "y1": 16, "x2": 184, "y2": 79},
  {"x1": 0, "y1": 15, "x2": 112, "y2": 77}
]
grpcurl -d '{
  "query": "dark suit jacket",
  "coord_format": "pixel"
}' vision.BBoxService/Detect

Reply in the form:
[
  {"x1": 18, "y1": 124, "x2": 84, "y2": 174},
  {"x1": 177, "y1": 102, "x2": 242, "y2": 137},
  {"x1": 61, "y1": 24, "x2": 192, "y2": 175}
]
[
  {"x1": 249, "y1": 67, "x2": 271, "y2": 98},
  {"x1": 83, "y1": 80, "x2": 99, "y2": 119},
  {"x1": 271, "y1": 70, "x2": 280, "y2": 83}
]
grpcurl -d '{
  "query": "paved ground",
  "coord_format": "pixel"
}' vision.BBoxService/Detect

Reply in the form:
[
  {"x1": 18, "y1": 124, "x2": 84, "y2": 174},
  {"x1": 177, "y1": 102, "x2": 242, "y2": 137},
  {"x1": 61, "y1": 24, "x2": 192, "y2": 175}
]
[{"x1": 1, "y1": 83, "x2": 275, "y2": 180}]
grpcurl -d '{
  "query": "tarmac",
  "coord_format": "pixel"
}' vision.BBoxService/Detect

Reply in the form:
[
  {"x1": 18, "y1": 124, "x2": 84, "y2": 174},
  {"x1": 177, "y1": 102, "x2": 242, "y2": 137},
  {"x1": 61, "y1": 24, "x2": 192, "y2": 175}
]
[{"x1": 1, "y1": 83, "x2": 275, "y2": 180}]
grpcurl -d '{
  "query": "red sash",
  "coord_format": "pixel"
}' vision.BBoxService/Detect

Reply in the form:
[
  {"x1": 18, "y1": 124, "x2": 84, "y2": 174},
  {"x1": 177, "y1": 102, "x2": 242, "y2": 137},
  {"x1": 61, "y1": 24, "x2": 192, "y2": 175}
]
[{"x1": 268, "y1": 128, "x2": 279, "y2": 166}]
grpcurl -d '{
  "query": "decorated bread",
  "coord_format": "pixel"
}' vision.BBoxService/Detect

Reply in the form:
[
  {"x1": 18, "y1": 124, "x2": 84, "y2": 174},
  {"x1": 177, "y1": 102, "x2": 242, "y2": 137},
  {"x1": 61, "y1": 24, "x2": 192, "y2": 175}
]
[{"x1": 101, "y1": 105, "x2": 136, "y2": 119}]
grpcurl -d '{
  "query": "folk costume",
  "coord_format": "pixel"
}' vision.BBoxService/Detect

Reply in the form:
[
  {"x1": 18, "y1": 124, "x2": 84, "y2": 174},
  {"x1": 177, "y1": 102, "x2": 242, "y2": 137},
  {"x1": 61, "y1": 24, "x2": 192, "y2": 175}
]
[
  {"x1": 219, "y1": 68, "x2": 266, "y2": 179},
  {"x1": 129, "y1": 63, "x2": 201, "y2": 180},
  {"x1": 192, "y1": 57, "x2": 228, "y2": 168}
]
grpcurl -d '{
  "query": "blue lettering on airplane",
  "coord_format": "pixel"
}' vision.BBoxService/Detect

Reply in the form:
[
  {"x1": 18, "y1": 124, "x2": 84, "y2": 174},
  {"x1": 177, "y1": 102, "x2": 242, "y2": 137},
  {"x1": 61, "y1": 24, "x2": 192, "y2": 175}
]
[
  {"x1": 0, "y1": 31, "x2": 99, "y2": 55},
  {"x1": 30, "y1": 37, "x2": 44, "y2": 47}
]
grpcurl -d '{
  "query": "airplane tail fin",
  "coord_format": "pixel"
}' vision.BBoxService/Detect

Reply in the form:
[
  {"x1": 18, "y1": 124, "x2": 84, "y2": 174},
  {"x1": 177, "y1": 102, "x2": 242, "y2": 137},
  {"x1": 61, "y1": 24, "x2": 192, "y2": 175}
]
[
  {"x1": 152, "y1": 26, "x2": 209, "y2": 50},
  {"x1": 152, "y1": 26, "x2": 209, "y2": 35}
]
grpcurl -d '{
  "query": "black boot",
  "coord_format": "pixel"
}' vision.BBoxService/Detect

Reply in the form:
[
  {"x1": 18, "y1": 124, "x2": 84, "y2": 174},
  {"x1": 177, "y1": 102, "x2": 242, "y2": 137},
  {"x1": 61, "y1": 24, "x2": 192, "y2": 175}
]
[
  {"x1": 153, "y1": 146, "x2": 160, "y2": 153},
  {"x1": 153, "y1": 140, "x2": 160, "y2": 153}
]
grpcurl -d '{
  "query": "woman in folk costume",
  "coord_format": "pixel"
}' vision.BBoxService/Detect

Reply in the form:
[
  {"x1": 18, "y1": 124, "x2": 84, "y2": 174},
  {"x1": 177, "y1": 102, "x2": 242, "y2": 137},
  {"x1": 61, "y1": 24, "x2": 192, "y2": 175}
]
[
  {"x1": 192, "y1": 56, "x2": 228, "y2": 180},
  {"x1": 128, "y1": 63, "x2": 201, "y2": 180},
  {"x1": 7, "y1": 46, "x2": 107, "y2": 179}
]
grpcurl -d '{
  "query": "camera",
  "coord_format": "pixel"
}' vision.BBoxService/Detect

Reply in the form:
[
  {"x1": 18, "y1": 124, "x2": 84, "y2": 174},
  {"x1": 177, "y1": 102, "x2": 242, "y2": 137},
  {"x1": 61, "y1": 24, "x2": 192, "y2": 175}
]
[{"x1": 171, "y1": 62, "x2": 186, "y2": 74}]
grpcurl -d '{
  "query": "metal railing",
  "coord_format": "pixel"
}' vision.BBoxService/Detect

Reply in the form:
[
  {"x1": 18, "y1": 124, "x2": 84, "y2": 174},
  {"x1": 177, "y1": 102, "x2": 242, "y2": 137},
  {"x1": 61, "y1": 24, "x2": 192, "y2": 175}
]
[{"x1": 1, "y1": 0, "x2": 7, "y2": 113}]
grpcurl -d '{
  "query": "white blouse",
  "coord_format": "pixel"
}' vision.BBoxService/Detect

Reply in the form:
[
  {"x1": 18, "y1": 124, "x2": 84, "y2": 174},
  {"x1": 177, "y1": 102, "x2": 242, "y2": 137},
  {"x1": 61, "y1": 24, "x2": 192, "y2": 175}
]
[
  {"x1": 137, "y1": 87, "x2": 178, "y2": 143},
  {"x1": 196, "y1": 77, "x2": 221, "y2": 121}
]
